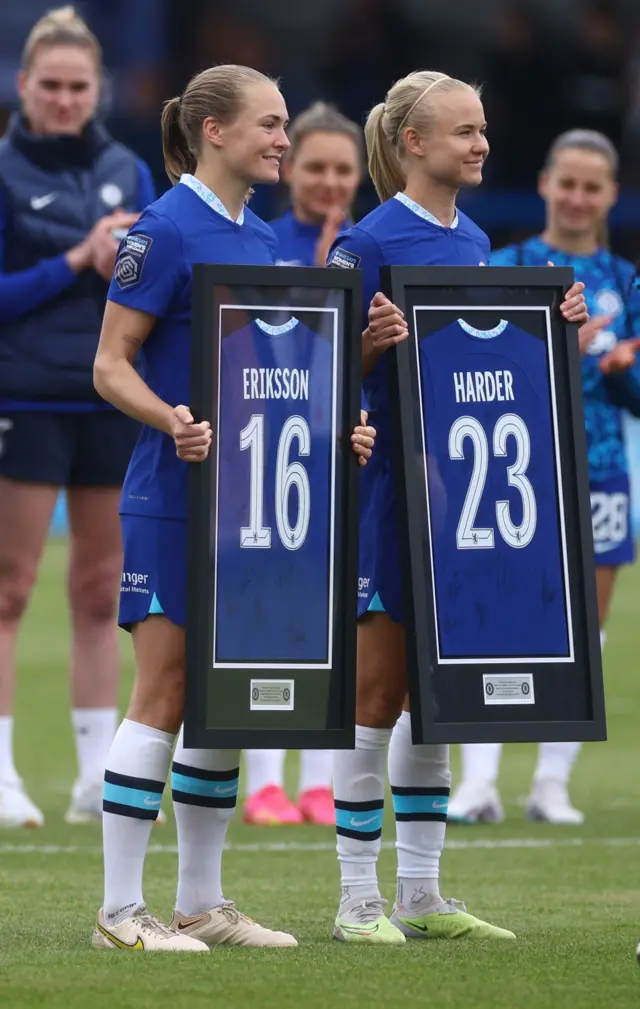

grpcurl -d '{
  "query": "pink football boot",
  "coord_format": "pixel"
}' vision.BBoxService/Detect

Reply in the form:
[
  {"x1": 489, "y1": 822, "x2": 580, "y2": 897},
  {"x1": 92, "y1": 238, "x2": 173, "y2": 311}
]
[
  {"x1": 242, "y1": 785, "x2": 304, "y2": 825},
  {"x1": 298, "y1": 786, "x2": 335, "y2": 826}
]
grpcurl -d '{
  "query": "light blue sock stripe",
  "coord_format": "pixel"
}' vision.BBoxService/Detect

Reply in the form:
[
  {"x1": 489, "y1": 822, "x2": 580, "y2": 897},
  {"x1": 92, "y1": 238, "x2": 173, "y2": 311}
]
[
  {"x1": 367, "y1": 592, "x2": 385, "y2": 613},
  {"x1": 103, "y1": 781, "x2": 163, "y2": 811},
  {"x1": 148, "y1": 592, "x2": 164, "y2": 615},
  {"x1": 171, "y1": 771, "x2": 239, "y2": 799},
  {"x1": 392, "y1": 794, "x2": 449, "y2": 815},
  {"x1": 335, "y1": 807, "x2": 384, "y2": 833}
]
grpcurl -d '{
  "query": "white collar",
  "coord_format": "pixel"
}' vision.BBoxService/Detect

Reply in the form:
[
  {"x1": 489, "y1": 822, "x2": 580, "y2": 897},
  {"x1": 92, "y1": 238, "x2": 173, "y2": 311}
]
[
  {"x1": 394, "y1": 191, "x2": 458, "y2": 229},
  {"x1": 458, "y1": 318, "x2": 508, "y2": 339},
  {"x1": 255, "y1": 318, "x2": 299, "y2": 335},
  {"x1": 179, "y1": 174, "x2": 245, "y2": 225}
]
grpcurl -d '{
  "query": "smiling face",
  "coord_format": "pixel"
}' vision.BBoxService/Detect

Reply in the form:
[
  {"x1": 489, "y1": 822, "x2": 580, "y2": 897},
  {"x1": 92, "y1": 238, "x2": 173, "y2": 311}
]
[
  {"x1": 17, "y1": 44, "x2": 100, "y2": 135},
  {"x1": 539, "y1": 147, "x2": 617, "y2": 243},
  {"x1": 404, "y1": 88, "x2": 489, "y2": 190},
  {"x1": 283, "y1": 130, "x2": 362, "y2": 223},
  {"x1": 207, "y1": 82, "x2": 290, "y2": 186}
]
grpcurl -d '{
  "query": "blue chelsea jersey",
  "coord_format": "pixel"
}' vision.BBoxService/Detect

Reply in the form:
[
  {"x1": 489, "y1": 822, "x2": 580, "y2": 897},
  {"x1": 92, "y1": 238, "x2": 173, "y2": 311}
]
[
  {"x1": 419, "y1": 318, "x2": 569, "y2": 657},
  {"x1": 270, "y1": 208, "x2": 349, "y2": 266},
  {"x1": 107, "y1": 175, "x2": 278, "y2": 521},
  {"x1": 215, "y1": 318, "x2": 335, "y2": 663},
  {"x1": 491, "y1": 236, "x2": 640, "y2": 482}
]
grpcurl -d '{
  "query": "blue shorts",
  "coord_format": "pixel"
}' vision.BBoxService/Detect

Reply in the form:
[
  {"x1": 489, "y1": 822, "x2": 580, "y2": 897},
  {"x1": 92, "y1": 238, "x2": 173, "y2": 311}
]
[
  {"x1": 590, "y1": 473, "x2": 635, "y2": 567},
  {"x1": 119, "y1": 515, "x2": 187, "y2": 630},
  {"x1": 357, "y1": 460, "x2": 404, "y2": 623},
  {"x1": 0, "y1": 409, "x2": 139, "y2": 486}
]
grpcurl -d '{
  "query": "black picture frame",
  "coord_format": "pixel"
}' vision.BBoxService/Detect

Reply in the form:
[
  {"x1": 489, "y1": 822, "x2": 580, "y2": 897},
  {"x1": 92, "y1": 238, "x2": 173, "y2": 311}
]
[
  {"x1": 384, "y1": 265, "x2": 606, "y2": 744},
  {"x1": 185, "y1": 265, "x2": 362, "y2": 749}
]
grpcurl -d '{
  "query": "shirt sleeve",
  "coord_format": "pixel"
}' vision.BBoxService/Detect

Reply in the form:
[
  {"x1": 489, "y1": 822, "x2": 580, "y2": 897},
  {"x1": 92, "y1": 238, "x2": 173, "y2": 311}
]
[
  {"x1": 327, "y1": 227, "x2": 384, "y2": 330},
  {"x1": 0, "y1": 187, "x2": 77, "y2": 324},
  {"x1": 135, "y1": 158, "x2": 157, "y2": 211},
  {"x1": 489, "y1": 245, "x2": 519, "y2": 266},
  {"x1": 107, "y1": 208, "x2": 185, "y2": 318}
]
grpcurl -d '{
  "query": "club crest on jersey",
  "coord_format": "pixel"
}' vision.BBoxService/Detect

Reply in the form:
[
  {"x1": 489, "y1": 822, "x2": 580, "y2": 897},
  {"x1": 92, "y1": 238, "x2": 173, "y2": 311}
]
[
  {"x1": 100, "y1": 183, "x2": 123, "y2": 208},
  {"x1": 114, "y1": 234, "x2": 152, "y2": 290},
  {"x1": 328, "y1": 247, "x2": 361, "y2": 270},
  {"x1": 594, "y1": 287, "x2": 623, "y2": 318}
]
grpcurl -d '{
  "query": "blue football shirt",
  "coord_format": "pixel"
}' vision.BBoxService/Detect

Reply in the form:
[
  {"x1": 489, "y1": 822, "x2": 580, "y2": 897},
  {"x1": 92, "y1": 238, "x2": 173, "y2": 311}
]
[
  {"x1": 491, "y1": 237, "x2": 640, "y2": 483},
  {"x1": 418, "y1": 317, "x2": 570, "y2": 658},
  {"x1": 271, "y1": 208, "x2": 349, "y2": 267},
  {"x1": 107, "y1": 174, "x2": 278, "y2": 521},
  {"x1": 215, "y1": 317, "x2": 335, "y2": 664}
]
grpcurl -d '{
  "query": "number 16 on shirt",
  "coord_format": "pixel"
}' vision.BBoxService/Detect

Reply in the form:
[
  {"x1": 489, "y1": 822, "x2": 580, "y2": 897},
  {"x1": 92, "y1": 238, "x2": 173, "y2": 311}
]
[
  {"x1": 185, "y1": 264, "x2": 362, "y2": 750},
  {"x1": 385, "y1": 265, "x2": 606, "y2": 746}
]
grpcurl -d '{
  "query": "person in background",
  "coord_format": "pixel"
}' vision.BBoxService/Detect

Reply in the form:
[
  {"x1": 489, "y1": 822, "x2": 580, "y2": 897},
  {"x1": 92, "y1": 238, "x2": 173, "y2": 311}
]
[
  {"x1": 449, "y1": 129, "x2": 640, "y2": 827},
  {"x1": 0, "y1": 5, "x2": 155, "y2": 828},
  {"x1": 243, "y1": 101, "x2": 363, "y2": 828}
]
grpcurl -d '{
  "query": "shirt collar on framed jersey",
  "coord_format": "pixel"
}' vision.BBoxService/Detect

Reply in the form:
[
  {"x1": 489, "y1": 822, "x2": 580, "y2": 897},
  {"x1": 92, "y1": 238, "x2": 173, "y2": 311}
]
[
  {"x1": 394, "y1": 191, "x2": 459, "y2": 230},
  {"x1": 255, "y1": 317, "x2": 299, "y2": 335},
  {"x1": 179, "y1": 173, "x2": 245, "y2": 225},
  {"x1": 458, "y1": 318, "x2": 508, "y2": 339}
]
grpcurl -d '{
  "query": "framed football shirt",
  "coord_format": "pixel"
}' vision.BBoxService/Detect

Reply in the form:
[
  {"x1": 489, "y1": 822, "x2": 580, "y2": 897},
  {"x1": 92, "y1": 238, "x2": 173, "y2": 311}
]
[
  {"x1": 185, "y1": 265, "x2": 362, "y2": 749},
  {"x1": 385, "y1": 266, "x2": 606, "y2": 744}
]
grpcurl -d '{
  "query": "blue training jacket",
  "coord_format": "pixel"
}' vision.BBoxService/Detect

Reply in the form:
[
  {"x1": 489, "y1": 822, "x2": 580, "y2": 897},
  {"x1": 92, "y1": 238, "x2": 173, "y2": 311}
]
[{"x1": 0, "y1": 113, "x2": 155, "y2": 408}]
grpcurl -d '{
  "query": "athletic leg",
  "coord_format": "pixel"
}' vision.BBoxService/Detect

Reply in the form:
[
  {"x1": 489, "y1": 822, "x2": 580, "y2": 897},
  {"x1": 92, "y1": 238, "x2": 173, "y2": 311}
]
[{"x1": 65, "y1": 486, "x2": 122, "y2": 821}]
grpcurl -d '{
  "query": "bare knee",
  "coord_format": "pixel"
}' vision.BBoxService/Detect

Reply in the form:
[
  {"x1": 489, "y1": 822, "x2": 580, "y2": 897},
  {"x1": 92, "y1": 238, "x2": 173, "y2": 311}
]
[
  {"x1": 68, "y1": 557, "x2": 121, "y2": 625},
  {"x1": 356, "y1": 615, "x2": 407, "y2": 727},
  {"x1": 0, "y1": 558, "x2": 37, "y2": 624},
  {"x1": 127, "y1": 618, "x2": 185, "y2": 734}
]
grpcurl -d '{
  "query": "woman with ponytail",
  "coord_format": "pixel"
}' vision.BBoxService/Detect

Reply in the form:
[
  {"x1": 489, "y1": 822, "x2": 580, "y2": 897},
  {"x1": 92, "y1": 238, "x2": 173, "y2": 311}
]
[
  {"x1": 327, "y1": 70, "x2": 589, "y2": 945},
  {"x1": 0, "y1": 6, "x2": 155, "y2": 830},
  {"x1": 92, "y1": 63, "x2": 374, "y2": 953},
  {"x1": 450, "y1": 130, "x2": 640, "y2": 829}
]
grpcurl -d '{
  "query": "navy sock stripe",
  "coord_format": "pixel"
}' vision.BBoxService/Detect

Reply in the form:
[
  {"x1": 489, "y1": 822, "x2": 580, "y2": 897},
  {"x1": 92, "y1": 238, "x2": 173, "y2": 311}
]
[
  {"x1": 334, "y1": 799, "x2": 384, "y2": 813},
  {"x1": 394, "y1": 812, "x2": 448, "y2": 823},
  {"x1": 103, "y1": 799, "x2": 158, "y2": 820},
  {"x1": 336, "y1": 826, "x2": 383, "y2": 842},
  {"x1": 104, "y1": 769, "x2": 166, "y2": 793},
  {"x1": 171, "y1": 761, "x2": 240, "y2": 782},
  {"x1": 172, "y1": 789, "x2": 237, "y2": 809},
  {"x1": 390, "y1": 786, "x2": 450, "y2": 797}
]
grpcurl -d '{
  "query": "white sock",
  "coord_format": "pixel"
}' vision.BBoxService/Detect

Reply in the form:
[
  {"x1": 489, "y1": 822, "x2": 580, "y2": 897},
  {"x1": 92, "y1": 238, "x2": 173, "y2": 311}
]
[
  {"x1": 533, "y1": 741, "x2": 582, "y2": 786},
  {"x1": 600, "y1": 628, "x2": 606, "y2": 650},
  {"x1": 0, "y1": 716, "x2": 19, "y2": 784},
  {"x1": 102, "y1": 718, "x2": 174, "y2": 923},
  {"x1": 459, "y1": 742, "x2": 503, "y2": 786},
  {"x1": 72, "y1": 707, "x2": 118, "y2": 783},
  {"x1": 333, "y1": 724, "x2": 390, "y2": 904},
  {"x1": 299, "y1": 749, "x2": 332, "y2": 793},
  {"x1": 244, "y1": 749, "x2": 285, "y2": 795},
  {"x1": 389, "y1": 711, "x2": 450, "y2": 910},
  {"x1": 173, "y1": 728, "x2": 240, "y2": 915}
]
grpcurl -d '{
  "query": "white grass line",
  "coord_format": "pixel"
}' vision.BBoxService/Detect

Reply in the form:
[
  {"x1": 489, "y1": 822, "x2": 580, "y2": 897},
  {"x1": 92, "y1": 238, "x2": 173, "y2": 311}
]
[{"x1": 1, "y1": 837, "x2": 640, "y2": 855}]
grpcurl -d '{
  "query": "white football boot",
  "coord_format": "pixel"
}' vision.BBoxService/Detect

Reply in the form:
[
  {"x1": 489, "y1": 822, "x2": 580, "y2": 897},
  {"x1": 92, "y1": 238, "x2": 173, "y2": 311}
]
[
  {"x1": 92, "y1": 906, "x2": 208, "y2": 952},
  {"x1": 0, "y1": 779, "x2": 44, "y2": 828},
  {"x1": 447, "y1": 780, "x2": 504, "y2": 824},
  {"x1": 525, "y1": 778, "x2": 584, "y2": 825},
  {"x1": 66, "y1": 778, "x2": 166, "y2": 825},
  {"x1": 171, "y1": 902, "x2": 298, "y2": 947}
]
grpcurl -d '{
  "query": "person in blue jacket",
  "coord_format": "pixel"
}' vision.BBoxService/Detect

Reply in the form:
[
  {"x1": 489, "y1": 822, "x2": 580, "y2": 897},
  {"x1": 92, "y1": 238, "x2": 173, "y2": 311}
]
[
  {"x1": 0, "y1": 6, "x2": 155, "y2": 829},
  {"x1": 450, "y1": 129, "x2": 640, "y2": 828},
  {"x1": 244, "y1": 101, "x2": 364, "y2": 829}
]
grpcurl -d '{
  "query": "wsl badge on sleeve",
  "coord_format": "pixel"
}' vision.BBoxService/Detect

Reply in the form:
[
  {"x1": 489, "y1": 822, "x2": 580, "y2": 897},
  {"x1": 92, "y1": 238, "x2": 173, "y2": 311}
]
[{"x1": 114, "y1": 234, "x2": 153, "y2": 290}]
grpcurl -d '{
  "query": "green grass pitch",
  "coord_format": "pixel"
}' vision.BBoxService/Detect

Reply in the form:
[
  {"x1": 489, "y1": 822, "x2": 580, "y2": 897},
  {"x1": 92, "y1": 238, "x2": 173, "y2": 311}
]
[{"x1": 1, "y1": 539, "x2": 639, "y2": 1008}]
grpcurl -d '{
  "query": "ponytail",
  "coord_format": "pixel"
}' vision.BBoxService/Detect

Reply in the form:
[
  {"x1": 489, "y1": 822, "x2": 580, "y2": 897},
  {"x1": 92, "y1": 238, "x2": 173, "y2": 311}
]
[
  {"x1": 160, "y1": 65, "x2": 277, "y2": 187},
  {"x1": 365, "y1": 103, "x2": 406, "y2": 203},
  {"x1": 161, "y1": 96, "x2": 196, "y2": 185}
]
